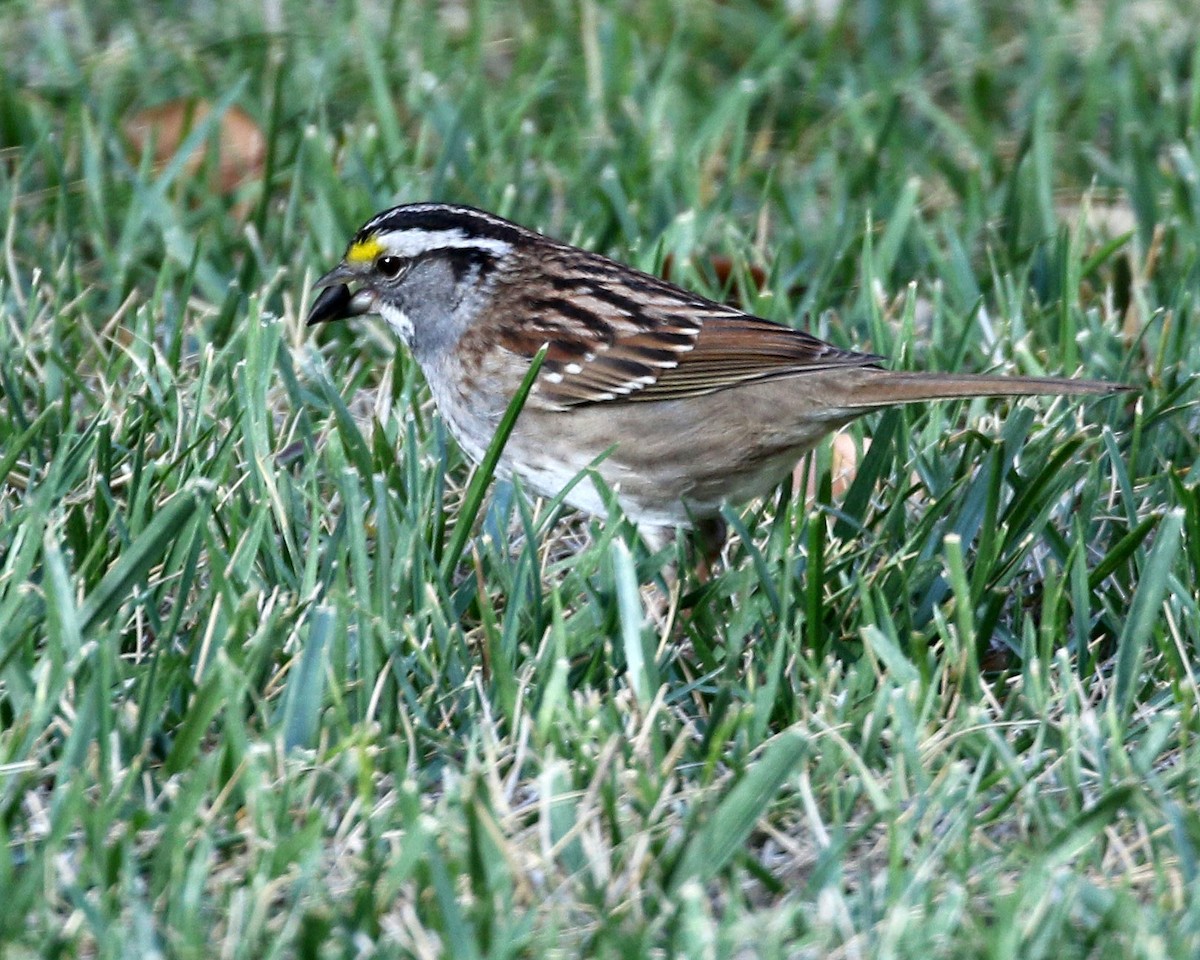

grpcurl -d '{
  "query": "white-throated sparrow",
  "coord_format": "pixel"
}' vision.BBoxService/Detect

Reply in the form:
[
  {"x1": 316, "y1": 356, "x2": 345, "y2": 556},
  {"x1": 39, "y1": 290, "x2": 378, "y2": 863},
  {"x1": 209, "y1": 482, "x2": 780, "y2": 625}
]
[{"x1": 308, "y1": 203, "x2": 1127, "y2": 536}]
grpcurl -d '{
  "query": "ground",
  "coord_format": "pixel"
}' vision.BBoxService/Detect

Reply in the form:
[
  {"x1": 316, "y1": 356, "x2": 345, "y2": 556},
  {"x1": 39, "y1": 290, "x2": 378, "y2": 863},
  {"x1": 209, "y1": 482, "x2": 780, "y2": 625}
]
[{"x1": 1, "y1": 1, "x2": 1198, "y2": 957}]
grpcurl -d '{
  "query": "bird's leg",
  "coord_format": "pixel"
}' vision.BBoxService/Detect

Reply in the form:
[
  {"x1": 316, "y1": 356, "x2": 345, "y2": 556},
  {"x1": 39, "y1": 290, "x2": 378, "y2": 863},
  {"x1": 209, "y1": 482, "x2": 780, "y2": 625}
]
[
  {"x1": 692, "y1": 515, "x2": 728, "y2": 582},
  {"x1": 637, "y1": 523, "x2": 672, "y2": 557},
  {"x1": 637, "y1": 516, "x2": 727, "y2": 583}
]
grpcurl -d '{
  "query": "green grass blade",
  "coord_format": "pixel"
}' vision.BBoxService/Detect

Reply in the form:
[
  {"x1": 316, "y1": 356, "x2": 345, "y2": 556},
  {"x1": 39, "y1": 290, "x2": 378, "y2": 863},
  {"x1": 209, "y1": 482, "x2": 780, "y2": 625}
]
[
  {"x1": 613, "y1": 538, "x2": 656, "y2": 707},
  {"x1": 77, "y1": 481, "x2": 211, "y2": 636},
  {"x1": 283, "y1": 605, "x2": 334, "y2": 751},
  {"x1": 1113, "y1": 508, "x2": 1184, "y2": 720},
  {"x1": 440, "y1": 345, "x2": 546, "y2": 577},
  {"x1": 670, "y1": 730, "x2": 808, "y2": 892}
]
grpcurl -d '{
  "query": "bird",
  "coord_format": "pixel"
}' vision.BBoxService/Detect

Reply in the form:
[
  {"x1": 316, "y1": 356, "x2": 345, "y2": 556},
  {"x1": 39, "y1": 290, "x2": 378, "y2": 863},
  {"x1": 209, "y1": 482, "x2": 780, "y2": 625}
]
[{"x1": 307, "y1": 202, "x2": 1127, "y2": 549}]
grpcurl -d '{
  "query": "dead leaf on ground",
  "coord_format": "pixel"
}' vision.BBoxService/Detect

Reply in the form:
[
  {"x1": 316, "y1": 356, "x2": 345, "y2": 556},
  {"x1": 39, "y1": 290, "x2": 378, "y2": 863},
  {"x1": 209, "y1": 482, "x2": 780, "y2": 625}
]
[
  {"x1": 123, "y1": 99, "x2": 265, "y2": 195},
  {"x1": 661, "y1": 253, "x2": 772, "y2": 307},
  {"x1": 797, "y1": 432, "x2": 864, "y2": 504}
]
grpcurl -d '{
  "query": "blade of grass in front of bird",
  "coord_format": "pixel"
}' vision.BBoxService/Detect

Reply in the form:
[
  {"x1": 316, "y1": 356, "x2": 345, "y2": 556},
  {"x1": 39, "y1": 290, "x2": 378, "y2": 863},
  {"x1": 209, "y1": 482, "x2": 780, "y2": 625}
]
[
  {"x1": 440, "y1": 345, "x2": 546, "y2": 578},
  {"x1": 832, "y1": 410, "x2": 897, "y2": 541},
  {"x1": 723, "y1": 506, "x2": 780, "y2": 619}
]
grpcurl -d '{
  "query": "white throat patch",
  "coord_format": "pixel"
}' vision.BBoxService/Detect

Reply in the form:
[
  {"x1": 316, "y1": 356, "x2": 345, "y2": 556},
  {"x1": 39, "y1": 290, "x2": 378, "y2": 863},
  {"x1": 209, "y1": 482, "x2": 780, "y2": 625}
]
[{"x1": 379, "y1": 303, "x2": 415, "y2": 344}]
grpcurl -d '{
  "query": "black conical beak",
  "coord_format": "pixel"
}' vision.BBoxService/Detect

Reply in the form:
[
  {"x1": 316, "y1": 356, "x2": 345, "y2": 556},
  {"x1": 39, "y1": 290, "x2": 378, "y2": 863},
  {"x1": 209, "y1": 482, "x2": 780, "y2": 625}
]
[{"x1": 306, "y1": 265, "x2": 377, "y2": 326}]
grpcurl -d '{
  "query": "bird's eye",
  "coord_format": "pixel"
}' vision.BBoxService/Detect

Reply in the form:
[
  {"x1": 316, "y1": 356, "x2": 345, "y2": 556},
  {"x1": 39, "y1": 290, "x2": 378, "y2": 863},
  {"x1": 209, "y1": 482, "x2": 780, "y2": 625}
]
[{"x1": 376, "y1": 255, "x2": 406, "y2": 280}]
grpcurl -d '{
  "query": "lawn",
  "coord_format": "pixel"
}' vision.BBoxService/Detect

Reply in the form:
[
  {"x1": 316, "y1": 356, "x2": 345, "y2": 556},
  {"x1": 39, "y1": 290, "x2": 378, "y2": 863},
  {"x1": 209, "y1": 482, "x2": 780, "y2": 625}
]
[{"x1": 2, "y1": 1, "x2": 1199, "y2": 956}]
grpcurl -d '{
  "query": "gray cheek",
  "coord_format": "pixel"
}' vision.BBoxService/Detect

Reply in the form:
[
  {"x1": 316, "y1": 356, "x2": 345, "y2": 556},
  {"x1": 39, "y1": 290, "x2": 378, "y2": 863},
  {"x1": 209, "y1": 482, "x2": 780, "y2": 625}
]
[{"x1": 399, "y1": 261, "x2": 492, "y2": 361}]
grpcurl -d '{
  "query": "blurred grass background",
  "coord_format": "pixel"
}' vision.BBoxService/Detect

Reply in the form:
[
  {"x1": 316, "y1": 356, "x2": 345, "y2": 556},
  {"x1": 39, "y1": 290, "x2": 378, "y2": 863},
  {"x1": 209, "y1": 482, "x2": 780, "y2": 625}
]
[{"x1": 1, "y1": 0, "x2": 1199, "y2": 956}]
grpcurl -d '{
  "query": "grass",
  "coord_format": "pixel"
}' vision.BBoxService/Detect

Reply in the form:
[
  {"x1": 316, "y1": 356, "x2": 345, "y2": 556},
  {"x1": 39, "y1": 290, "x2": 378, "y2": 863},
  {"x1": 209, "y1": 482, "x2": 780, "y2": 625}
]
[{"x1": 2, "y1": 0, "x2": 1199, "y2": 956}]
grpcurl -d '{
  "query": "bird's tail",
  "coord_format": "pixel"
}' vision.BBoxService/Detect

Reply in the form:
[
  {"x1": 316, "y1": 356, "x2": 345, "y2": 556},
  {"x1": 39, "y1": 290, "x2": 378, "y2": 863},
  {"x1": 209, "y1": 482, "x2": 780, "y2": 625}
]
[{"x1": 840, "y1": 370, "x2": 1131, "y2": 409}]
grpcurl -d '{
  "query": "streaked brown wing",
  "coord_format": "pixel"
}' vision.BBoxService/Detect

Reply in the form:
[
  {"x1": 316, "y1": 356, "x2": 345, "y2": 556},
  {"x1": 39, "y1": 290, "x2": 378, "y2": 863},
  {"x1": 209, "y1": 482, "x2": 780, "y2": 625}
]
[
  {"x1": 632, "y1": 313, "x2": 883, "y2": 402},
  {"x1": 495, "y1": 248, "x2": 881, "y2": 409}
]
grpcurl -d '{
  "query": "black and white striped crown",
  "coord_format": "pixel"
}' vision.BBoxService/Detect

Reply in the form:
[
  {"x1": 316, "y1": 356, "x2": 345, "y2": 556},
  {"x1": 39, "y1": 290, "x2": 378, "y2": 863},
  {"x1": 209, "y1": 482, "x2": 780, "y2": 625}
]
[{"x1": 346, "y1": 203, "x2": 535, "y2": 264}]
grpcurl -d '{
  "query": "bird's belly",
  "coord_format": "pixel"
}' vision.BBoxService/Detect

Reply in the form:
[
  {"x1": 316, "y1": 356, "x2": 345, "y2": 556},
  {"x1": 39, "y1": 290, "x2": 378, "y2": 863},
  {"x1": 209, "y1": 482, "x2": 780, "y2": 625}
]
[
  {"x1": 427, "y1": 372, "x2": 857, "y2": 528},
  {"x1": 502, "y1": 393, "x2": 850, "y2": 527}
]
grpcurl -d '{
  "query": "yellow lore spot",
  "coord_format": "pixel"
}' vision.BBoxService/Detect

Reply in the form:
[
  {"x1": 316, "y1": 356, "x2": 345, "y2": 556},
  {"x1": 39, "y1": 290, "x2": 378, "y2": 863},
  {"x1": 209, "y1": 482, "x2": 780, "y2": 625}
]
[{"x1": 345, "y1": 235, "x2": 384, "y2": 265}]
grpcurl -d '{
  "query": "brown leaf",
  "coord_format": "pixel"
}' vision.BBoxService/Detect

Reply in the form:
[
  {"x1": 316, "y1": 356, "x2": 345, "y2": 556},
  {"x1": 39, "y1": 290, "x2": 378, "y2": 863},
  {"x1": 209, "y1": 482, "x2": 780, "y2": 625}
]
[
  {"x1": 660, "y1": 253, "x2": 771, "y2": 307},
  {"x1": 798, "y1": 432, "x2": 864, "y2": 503},
  {"x1": 124, "y1": 99, "x2": 265, "y2": 195}
]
